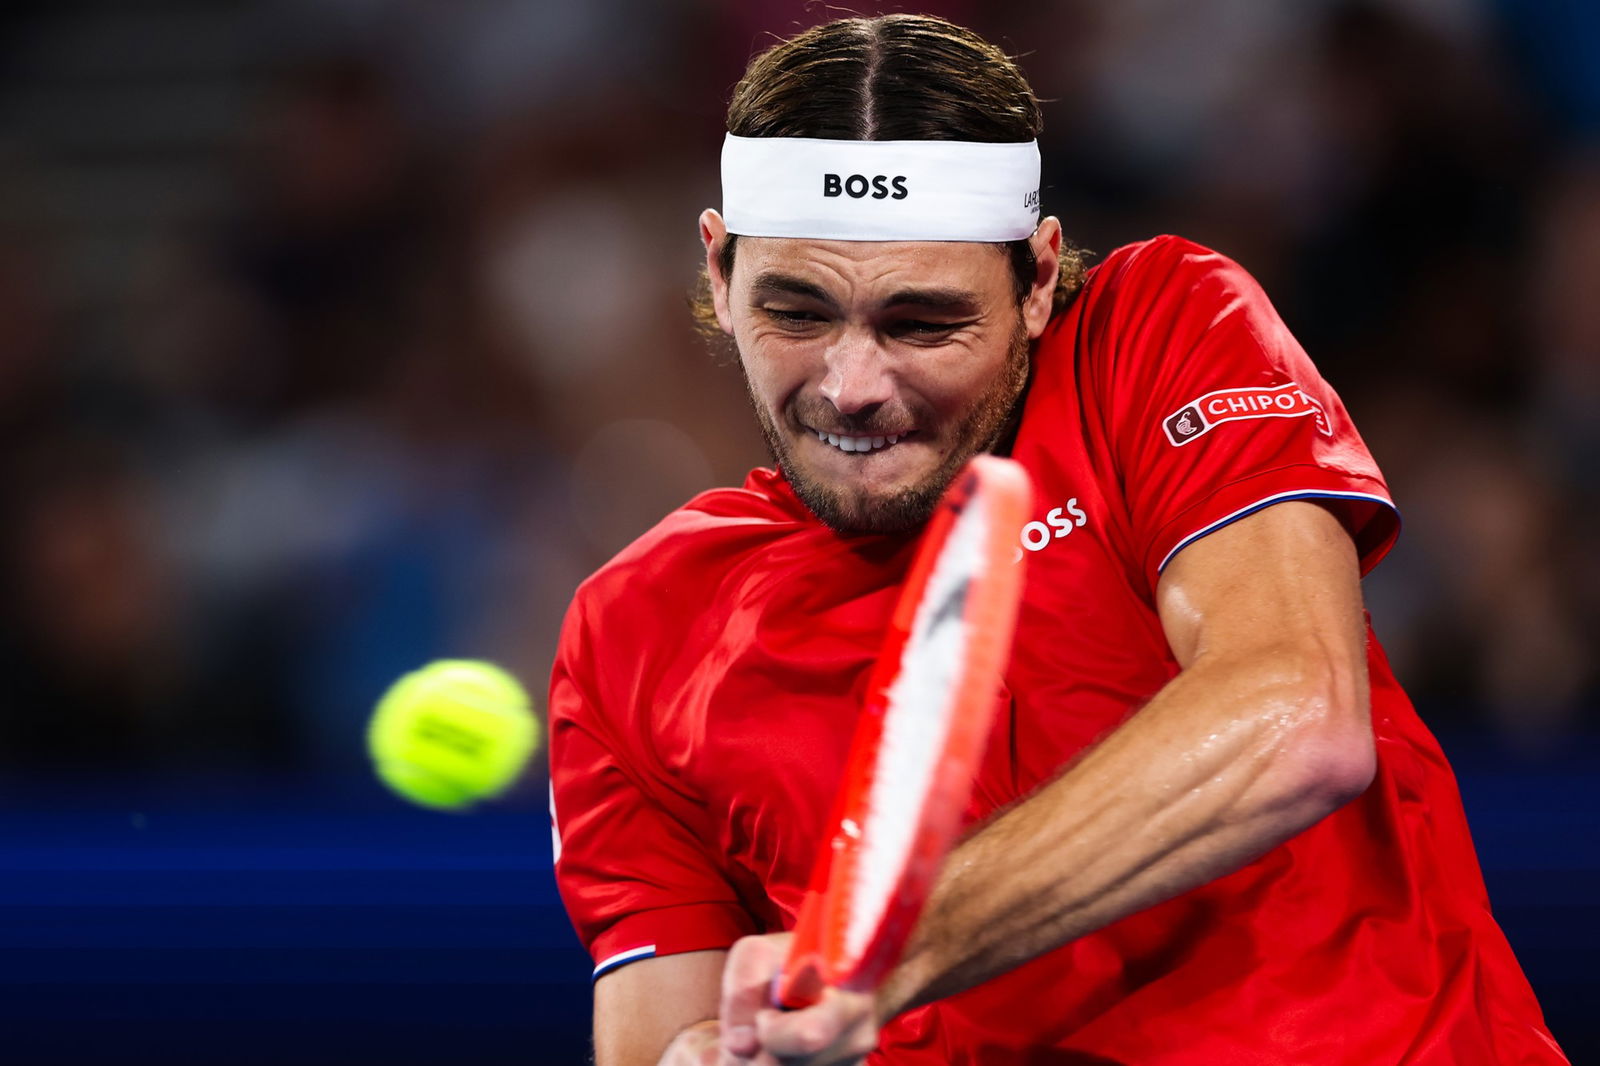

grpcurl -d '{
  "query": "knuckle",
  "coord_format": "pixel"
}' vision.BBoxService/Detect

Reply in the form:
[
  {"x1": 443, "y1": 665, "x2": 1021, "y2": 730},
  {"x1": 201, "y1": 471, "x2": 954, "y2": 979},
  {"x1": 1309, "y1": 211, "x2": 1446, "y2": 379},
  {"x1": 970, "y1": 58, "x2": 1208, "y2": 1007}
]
[{"x1": 796, "y1": 1018, "x2": 833, "y2": 1054}]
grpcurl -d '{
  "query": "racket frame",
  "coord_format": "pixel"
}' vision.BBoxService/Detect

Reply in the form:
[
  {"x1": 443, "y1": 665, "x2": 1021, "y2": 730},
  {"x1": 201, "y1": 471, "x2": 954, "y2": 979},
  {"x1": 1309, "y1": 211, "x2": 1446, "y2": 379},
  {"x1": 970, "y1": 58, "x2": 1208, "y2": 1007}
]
[{"x1": 775, "y1": 455, "x2": 1032, "y2": 1008}]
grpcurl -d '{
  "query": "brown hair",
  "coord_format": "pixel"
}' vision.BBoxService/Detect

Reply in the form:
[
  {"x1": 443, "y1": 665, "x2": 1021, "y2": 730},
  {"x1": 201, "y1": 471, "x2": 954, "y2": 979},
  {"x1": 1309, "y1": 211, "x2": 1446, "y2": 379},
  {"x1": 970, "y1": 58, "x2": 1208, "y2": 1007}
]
[{"x1": 691, "y1": 14, "x2": 1085, "y2": 338}]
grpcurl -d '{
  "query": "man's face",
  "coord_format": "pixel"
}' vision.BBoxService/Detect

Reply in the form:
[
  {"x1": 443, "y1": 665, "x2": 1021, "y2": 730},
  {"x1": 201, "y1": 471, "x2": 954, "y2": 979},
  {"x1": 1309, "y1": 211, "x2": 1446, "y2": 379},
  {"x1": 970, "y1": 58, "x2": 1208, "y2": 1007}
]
[{"x1": 701, "y1": 214, "x2": 1060, "y2": 534}]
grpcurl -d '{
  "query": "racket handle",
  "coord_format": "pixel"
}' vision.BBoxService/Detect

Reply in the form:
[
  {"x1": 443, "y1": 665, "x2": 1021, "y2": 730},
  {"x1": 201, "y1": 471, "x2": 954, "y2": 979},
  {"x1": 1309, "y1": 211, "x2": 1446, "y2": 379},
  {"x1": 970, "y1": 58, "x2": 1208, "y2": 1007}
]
[{"x1": 773, "y1": 953, "x2": 825, "y2": 1010}]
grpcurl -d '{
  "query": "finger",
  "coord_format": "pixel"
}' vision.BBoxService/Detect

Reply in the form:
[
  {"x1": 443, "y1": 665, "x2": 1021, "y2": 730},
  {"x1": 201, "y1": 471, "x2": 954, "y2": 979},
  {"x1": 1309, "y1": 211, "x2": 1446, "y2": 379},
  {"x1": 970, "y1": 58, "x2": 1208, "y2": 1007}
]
[
  {"x1": 754, "y1": 1003, "x2": 839, "y2": 1060},
  {"x1": 719, "y1": 934, "x2": 792, "y2": 1059},
  {"x1": 754, "y1": 987, "x2": 877, "y2": 1063}
]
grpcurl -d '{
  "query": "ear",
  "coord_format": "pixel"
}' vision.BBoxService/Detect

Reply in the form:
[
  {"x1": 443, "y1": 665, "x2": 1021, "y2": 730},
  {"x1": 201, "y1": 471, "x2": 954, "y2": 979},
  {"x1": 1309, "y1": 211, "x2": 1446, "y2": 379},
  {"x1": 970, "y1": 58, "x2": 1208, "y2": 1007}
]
[
  {"x1": 1021, "y1": 216, "x2": 1062, "y2": 339},
  {"x1": 699, "y1": 209, "x2": 735, "y2": 335}
]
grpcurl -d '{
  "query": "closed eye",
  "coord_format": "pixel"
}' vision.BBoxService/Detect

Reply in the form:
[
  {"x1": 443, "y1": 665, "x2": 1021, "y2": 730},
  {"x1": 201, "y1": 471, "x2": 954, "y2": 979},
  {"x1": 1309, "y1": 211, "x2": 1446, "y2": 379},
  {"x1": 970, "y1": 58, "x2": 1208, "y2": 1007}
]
[
  {"x1": 890, "y1": 319, "x2": 973, "y2": 339},
  {"x1": 763, "y1": 308, "x2": 826, "y2": 329}
]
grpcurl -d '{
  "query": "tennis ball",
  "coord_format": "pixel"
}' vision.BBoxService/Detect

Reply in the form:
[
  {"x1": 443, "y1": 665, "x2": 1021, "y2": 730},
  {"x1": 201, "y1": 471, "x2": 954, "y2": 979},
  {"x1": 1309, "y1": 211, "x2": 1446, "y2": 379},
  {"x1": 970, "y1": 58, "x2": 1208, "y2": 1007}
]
[{"x1": 367, "y1": 660, "x2": 540, "y2": 811}]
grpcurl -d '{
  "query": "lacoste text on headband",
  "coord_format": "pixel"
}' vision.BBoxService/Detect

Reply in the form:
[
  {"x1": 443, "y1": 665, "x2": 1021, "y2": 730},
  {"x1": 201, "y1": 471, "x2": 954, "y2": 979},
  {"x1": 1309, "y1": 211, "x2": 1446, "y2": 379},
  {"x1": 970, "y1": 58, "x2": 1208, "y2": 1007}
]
[{"x1": 719, "y1": 135, "x2": 1041, "y2": 242}]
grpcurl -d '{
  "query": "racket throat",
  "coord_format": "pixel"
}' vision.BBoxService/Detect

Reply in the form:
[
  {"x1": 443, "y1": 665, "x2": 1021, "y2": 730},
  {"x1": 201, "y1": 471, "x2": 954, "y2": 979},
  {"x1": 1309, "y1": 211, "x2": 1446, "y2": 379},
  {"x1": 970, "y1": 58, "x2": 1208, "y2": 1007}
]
[{"x1": 775, "y1": 889, "x2": 832, "y2": 1009}]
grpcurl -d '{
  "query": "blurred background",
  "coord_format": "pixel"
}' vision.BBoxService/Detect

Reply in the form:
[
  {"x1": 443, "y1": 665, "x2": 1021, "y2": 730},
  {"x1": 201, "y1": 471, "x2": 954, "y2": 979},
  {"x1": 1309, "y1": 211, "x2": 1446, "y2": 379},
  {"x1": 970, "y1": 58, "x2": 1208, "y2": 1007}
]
[{"x1": 0, "y1": 0, "x2": 1593, "y2": 1062}]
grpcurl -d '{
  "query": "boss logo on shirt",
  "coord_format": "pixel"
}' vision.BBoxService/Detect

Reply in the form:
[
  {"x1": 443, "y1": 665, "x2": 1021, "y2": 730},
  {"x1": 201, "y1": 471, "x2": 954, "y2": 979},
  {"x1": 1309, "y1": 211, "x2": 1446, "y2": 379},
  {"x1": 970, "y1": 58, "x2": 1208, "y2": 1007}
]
[
  {"x1": 1162, "y1": 383, "x2": 1332, "y2": 447},
  {"x1": 822, "y1": 174, "x2": 909, "y2": 199},
  {"x1": 1020, "y1": 499, "x2": 1088, "y2": 553},
  {"x1": 1010, "y1": 498, "x2": 1090, "y2": 563}
]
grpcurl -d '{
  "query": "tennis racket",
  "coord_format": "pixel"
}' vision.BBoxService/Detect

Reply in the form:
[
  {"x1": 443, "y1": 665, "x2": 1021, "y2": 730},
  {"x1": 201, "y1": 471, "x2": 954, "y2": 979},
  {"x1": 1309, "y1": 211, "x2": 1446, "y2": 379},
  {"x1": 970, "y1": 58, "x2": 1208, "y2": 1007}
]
[{"x1": 774, "y1": 454, "x2": 1033, "y2": 1009}]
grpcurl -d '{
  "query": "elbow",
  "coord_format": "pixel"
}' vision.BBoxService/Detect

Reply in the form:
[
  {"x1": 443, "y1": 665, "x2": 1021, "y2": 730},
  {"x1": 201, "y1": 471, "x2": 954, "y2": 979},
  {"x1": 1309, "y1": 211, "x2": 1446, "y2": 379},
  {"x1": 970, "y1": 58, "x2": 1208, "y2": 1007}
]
[
  {"x1": 1278, "y1": 652, "x2": 1375, "y2": 816},
  {"x1": 1305, "y1": 722, "x2": 1375, "y2": 812}
]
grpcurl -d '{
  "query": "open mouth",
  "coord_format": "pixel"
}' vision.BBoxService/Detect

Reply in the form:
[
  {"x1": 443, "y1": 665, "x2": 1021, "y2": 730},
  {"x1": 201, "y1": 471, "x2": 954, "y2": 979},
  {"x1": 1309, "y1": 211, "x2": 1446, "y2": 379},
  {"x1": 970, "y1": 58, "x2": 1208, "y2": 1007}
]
[{"x1": 810, "y1": 429, "x2": 917, "y2": 454}]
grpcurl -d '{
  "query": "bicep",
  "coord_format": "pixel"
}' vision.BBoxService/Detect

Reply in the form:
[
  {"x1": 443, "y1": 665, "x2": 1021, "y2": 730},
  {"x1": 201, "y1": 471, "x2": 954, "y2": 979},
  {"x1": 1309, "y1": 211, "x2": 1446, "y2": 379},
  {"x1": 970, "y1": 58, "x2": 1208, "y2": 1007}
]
[
  {"x1": 1155, "y1": 500, "x2": 1375, "y2": 798},
  {"x1": 593, "y1": 950, "x2": 727, "y2": 1066},
  {"x1": 1156, "y1": 500, "x2": 1366, "y2": 697}
]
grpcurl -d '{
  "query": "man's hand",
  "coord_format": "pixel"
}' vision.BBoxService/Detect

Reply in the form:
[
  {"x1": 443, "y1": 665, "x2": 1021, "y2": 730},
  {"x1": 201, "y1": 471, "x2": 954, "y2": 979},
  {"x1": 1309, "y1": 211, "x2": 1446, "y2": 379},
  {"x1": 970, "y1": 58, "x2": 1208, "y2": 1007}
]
[{"x1": 716, "y1": 933, "x2": 879, "y2": 1066}]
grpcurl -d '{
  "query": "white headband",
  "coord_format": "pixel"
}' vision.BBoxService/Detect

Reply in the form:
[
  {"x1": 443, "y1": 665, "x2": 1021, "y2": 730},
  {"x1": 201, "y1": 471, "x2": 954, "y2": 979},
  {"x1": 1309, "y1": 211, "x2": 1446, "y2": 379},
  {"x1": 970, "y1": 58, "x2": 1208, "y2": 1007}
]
[{"x1": 720, "y1": 134, "x2": 1041, "y2": 242}]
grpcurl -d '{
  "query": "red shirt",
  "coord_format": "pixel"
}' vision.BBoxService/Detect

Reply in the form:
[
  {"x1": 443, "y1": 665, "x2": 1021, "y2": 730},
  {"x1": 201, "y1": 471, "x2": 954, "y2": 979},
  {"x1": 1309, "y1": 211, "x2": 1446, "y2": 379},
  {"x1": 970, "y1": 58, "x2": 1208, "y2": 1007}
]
[{"x1": 550, "y1": 236, "x2": 1565, "y2": 1064}]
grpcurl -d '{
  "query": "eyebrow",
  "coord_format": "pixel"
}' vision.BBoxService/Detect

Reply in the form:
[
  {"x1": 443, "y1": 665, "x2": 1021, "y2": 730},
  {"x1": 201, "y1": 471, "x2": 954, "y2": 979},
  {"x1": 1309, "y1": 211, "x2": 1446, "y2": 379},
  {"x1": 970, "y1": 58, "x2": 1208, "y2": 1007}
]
[
  {"x1": 881, "y1": 287, "x2": 983, "y2": 315},
  {"x1": 749, "y1": 272, "x2": 839, "y2": 310},
  {"x1": 748, "y1": 272, "x2": 983, "y2": 316}
]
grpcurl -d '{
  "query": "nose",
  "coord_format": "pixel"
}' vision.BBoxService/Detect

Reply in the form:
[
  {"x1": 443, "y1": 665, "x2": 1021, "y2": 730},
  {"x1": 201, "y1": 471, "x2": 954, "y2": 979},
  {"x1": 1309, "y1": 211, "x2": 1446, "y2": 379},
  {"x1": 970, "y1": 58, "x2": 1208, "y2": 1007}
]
[{"x1": 817, "y1": 329, "x2": 894, "y2": 415}]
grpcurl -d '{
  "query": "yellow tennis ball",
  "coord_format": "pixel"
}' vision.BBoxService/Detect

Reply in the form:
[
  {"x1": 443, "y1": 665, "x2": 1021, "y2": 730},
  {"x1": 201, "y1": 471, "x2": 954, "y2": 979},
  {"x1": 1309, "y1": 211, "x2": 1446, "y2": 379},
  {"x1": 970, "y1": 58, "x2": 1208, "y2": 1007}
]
[{"x1": 367, "y1": 660, "x2": 540, "y2": 811}]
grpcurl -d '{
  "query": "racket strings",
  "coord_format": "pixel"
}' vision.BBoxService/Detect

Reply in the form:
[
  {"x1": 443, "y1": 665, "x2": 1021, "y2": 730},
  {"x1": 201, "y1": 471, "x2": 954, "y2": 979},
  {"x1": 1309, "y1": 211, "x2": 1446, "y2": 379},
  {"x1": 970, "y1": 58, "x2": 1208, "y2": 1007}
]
[{"x1": 842, "y1": 499, "x2": 991, "y2": 963}]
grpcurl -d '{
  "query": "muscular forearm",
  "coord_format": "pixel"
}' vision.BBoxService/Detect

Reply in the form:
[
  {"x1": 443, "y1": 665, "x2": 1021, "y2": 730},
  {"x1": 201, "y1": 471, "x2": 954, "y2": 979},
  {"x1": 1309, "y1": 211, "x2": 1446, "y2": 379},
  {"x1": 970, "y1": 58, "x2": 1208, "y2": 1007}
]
[{"x1": 876, "y1": 644, "x2": 1372, "y2": 1020}]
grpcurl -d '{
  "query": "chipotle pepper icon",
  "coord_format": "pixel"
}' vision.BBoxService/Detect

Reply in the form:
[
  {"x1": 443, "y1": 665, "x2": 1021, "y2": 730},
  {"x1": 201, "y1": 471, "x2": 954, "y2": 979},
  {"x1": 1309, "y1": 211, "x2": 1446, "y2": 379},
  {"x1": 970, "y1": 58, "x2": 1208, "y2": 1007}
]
[{"x1": 1164, "y1": 405, "x2": 1206, "y2": 445}]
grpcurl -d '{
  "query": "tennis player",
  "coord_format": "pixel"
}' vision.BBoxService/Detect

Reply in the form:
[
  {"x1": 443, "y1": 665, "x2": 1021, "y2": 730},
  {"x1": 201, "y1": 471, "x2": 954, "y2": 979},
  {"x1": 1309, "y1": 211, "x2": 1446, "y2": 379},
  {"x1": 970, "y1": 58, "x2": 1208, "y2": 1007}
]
[{"x1": 549, "y1": 14, "x2": 1567, "y2": 1065}]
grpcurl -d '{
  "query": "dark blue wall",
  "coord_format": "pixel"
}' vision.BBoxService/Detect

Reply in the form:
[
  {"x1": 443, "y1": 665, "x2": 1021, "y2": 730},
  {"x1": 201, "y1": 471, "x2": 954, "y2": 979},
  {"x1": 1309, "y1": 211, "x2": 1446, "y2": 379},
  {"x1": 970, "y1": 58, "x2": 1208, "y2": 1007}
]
[{"x1": 2, "y1": 734, "x2": 1592, "y2": 1065}]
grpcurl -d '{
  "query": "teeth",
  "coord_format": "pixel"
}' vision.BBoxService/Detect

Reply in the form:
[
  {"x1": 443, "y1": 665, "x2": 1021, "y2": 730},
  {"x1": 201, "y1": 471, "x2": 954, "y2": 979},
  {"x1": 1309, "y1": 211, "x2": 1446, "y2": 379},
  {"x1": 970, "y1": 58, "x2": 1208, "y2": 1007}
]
[{"x1": 813, "y1": 430, "x2": 909, "y2": 453}]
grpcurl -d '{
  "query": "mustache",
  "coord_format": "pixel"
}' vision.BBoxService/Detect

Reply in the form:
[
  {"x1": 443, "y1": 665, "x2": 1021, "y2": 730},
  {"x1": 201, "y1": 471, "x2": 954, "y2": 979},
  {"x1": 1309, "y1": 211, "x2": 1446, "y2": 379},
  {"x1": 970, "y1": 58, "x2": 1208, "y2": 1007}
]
[{"x1": 788, "y1": 398, "x2": 920, "y2": 437}]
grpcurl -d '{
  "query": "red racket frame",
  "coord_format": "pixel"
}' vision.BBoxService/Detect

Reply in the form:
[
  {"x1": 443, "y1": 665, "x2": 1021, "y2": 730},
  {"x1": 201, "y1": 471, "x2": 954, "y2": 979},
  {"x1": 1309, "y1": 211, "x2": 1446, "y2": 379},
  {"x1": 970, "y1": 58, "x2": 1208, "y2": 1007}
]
[{"x1": 775, "y1": 455, "x2": 1033, "y2": 1008}]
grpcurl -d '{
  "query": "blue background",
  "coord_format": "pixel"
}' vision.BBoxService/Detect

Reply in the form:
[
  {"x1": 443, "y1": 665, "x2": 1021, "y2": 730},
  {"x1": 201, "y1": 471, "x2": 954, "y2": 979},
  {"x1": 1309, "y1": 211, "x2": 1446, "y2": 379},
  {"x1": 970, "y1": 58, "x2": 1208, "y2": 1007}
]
[{"x1": 3, "y1": 732, "x2": 1594, "y2": 1064}]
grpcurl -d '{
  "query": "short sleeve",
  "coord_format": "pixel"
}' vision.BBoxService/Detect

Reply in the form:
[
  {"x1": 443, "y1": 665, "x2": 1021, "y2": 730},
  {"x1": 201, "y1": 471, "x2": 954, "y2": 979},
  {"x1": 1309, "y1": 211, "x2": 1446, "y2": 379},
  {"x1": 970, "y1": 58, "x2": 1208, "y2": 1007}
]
[
  {"x1": 549, "y1": 598, "x2": 756, "y2": 979},
  {"x1": 1087, "y1": 237, "x2": 1400, "y2": 591}
]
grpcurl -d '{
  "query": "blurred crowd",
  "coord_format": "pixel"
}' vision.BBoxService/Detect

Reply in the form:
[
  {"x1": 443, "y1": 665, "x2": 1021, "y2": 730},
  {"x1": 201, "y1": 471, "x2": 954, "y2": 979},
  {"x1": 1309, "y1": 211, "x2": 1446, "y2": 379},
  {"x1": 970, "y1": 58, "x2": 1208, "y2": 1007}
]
[{"x1": 0, "y1": 0, "x2": 1593, "y2": 777}]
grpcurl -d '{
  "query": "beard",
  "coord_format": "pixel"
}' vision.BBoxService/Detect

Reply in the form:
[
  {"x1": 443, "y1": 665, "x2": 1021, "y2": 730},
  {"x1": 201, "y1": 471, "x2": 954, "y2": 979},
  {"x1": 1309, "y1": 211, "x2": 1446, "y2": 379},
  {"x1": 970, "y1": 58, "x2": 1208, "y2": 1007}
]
[{"x1": 743, "y1": 318, "x2": 1031, "y2": 535}]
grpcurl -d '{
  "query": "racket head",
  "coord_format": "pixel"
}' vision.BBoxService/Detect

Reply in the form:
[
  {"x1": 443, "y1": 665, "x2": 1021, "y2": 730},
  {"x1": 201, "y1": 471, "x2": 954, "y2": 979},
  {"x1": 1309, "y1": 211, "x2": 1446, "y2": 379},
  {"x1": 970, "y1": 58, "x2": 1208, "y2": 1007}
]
[{"x1": 776, "y1": 455, "x2": 1033, "y2": 1008}]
